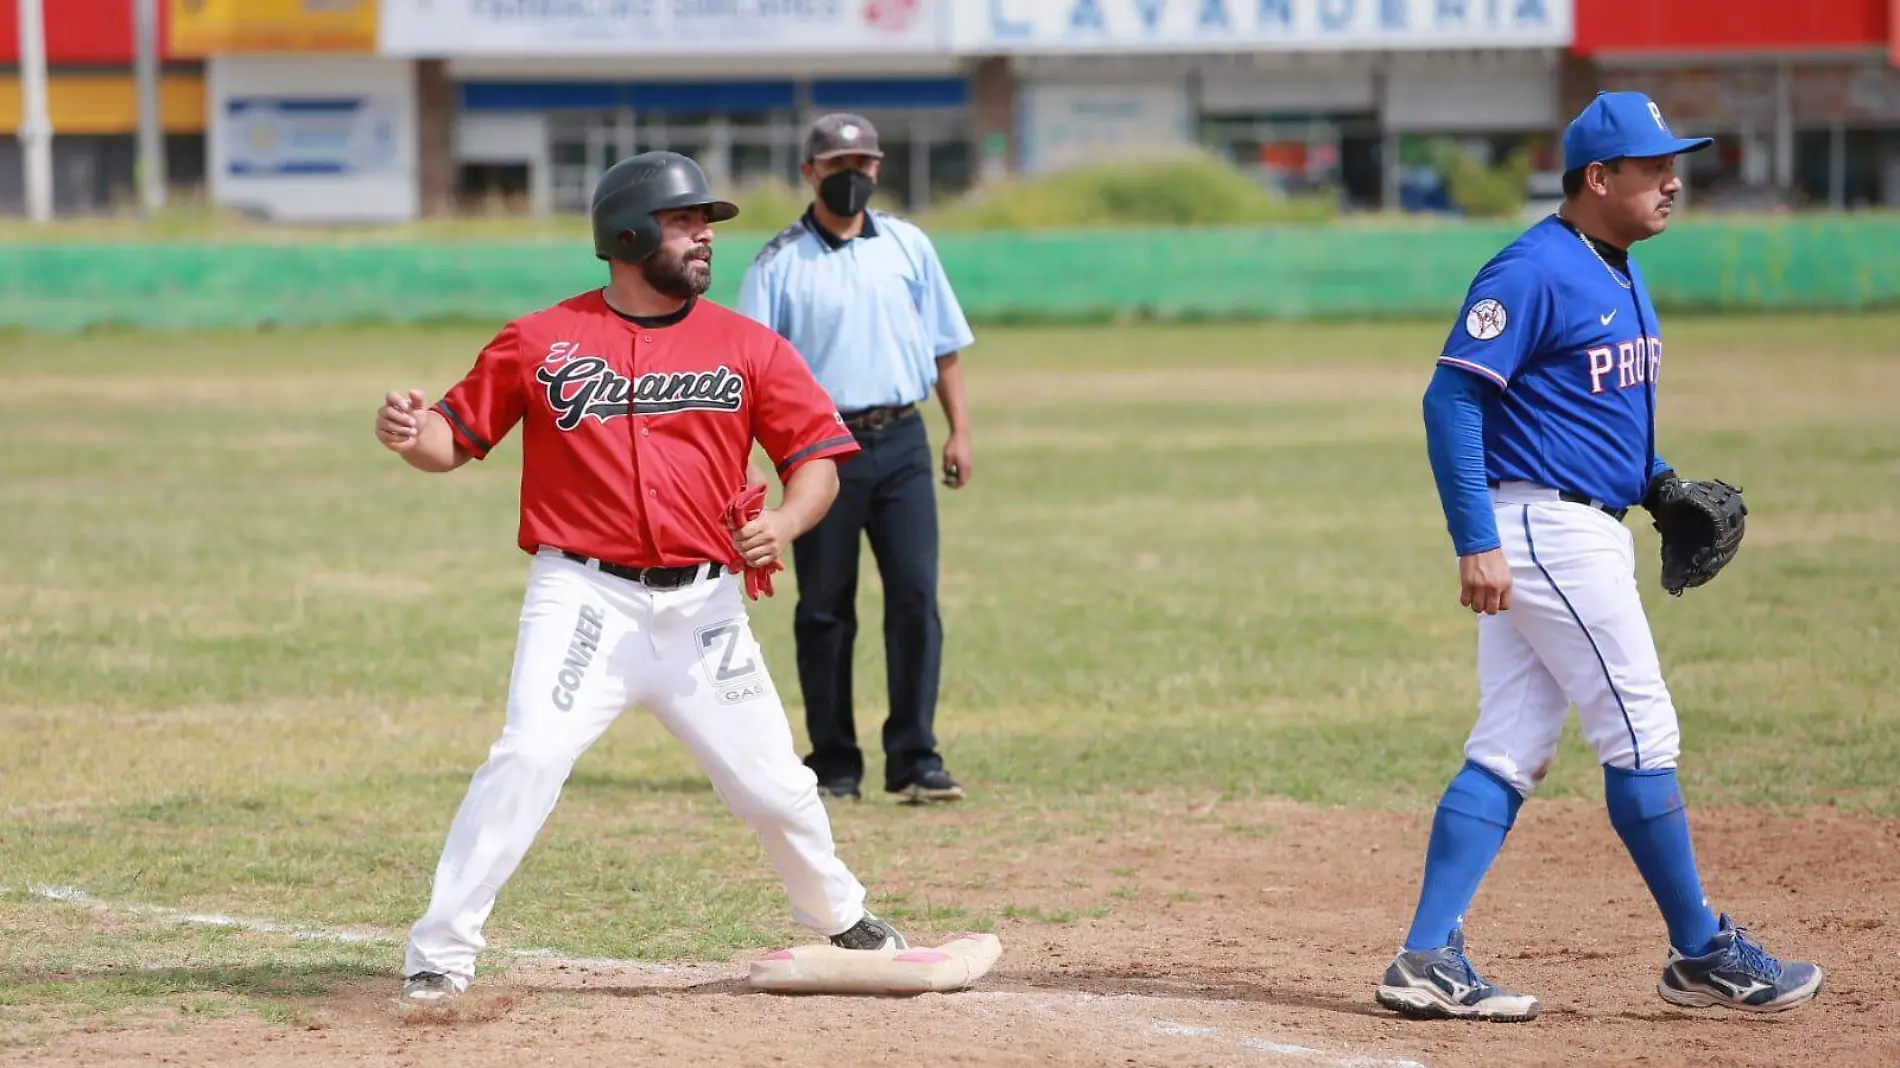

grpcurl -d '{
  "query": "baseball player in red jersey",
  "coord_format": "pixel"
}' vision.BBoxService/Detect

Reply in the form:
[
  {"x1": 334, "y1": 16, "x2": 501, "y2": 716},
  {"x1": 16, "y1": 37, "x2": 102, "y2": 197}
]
[{"x1": 373, "y1": 152, "x2": 910, "y2": 1002}]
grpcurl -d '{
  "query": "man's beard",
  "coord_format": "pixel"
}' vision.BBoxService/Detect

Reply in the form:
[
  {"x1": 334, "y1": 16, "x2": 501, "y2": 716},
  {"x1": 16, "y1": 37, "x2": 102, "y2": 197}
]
[{"x1": 641, "y1": 246, "x2": 712, "y2": 300}]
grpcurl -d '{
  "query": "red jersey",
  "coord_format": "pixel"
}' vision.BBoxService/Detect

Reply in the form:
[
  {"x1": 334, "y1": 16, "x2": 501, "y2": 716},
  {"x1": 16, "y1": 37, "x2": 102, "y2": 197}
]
[{"x1": 432, "y1": 290, "x2": 860, "y2": 569}]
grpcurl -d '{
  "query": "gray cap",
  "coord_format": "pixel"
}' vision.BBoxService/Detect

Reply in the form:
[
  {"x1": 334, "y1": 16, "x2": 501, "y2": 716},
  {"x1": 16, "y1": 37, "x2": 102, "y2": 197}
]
[{"x1": 804, "y1": 113, "x2": 884, "y2": 162}]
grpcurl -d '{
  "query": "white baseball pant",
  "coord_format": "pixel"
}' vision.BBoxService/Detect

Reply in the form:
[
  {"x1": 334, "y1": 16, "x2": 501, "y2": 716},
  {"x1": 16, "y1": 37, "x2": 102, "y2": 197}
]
[
  {"x1": 1463, "y1": 482, "x2": 1683, "y2": 796},
  {"x1": 404, "y1": 548, "x2": 870, "y2": 989}
]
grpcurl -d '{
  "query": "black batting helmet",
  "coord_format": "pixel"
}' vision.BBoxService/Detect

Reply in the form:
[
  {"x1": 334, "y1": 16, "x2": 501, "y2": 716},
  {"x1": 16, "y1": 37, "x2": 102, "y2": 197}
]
[{"x1": 590, "y1": 151, "x2": 739, "y2": 264}]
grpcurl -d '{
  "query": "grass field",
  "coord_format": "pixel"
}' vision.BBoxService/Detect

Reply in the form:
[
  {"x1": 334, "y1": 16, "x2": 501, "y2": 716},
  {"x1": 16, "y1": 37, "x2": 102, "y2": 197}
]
[{"x1": 2, "y1": 312, "x2": 1897, "y2": 1060}]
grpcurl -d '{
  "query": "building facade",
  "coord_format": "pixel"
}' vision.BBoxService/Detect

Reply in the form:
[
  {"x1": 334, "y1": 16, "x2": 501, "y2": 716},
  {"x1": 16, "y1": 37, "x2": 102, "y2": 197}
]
[
  {"x1": 0, "y1": 0, "x2": 206, "y2": 215},
  {"x1": 1569, "y1": 0, "x2": 1900, "y2": 210},
  {"x1": 392, "y1": 0, "x2": 1577, "y2": 217},
  {"x1": 957, "y1": 0, "x2": 1573, "y2": 211},
  {"x1": 175, "y1": 0, "x2": 1582, "y2": 221},
  {"x1": 6, "y1": 0, "x2": 1896, "y2": 220},
  {"x1": 373, "y1": 0, "x2": 983, "y2": 218}
]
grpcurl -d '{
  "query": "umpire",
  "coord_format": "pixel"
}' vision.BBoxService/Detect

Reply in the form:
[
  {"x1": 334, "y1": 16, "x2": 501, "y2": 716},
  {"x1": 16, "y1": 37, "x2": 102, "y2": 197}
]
[{"x1": 738, "y1": 112, "x2": 975, "y2": 805}]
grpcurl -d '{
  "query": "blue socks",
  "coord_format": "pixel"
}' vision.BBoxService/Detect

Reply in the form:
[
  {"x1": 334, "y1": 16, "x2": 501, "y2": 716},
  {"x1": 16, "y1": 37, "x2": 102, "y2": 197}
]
[
  {"x1": 1402, "y1": 762, "x2": 1524, "y2": 953},
  {"x1": 1402, "y1": 763, "x2": 1721, "y2": 958},
  {"x1": 1604, "y1": 765, "x2": 1721, "y2": 956}
]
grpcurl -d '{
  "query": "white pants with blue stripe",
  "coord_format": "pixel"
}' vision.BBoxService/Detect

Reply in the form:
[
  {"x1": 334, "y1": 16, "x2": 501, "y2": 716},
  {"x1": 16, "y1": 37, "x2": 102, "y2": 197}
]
[{"x1": 1465, "y1": 482, "x2": 1682, "y2": 797}]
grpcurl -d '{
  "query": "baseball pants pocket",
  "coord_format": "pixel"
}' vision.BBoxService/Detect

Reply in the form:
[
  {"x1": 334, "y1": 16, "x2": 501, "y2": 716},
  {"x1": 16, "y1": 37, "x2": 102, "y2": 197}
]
[{"x1": 1466, "y1": 609, "x2": 1571, "y2": 796}]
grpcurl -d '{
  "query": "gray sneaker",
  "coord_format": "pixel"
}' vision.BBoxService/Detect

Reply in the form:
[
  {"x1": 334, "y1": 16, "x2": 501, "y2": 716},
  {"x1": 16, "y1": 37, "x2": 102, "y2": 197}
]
[
  {"x1": 1657, "y1": 914, "x2": 1824, "y2": 1013},
  {"x1": 401, "y1": 971, "x2": 459, "y2": 1002},
  {"x1": 1375, "y1": 928, "x2": 1541, "y2": 1022},
  {"x1": 829, "y1": 912, "x2": 909, "y2": 951}
]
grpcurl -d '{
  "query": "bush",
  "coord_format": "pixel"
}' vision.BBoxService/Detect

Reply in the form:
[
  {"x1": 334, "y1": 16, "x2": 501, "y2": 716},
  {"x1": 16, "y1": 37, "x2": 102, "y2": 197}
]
[
  {"x1": 1433, "y1": 142, "x2": 1533, "y2": 220},
  {"x1": 913, "y1": 150, "x2": 1341, "y2": 231},
  {"x1": 726, "y1": 179, "x2": 814, "y2": 228}
]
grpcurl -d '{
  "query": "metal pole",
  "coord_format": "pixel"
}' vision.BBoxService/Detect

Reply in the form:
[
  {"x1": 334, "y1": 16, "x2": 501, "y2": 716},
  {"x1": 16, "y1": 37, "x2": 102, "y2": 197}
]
[
  {"x1": 17, "y1": 0, "x2": 54, "y2": 223},
  {"x1": 134, "y1": 0, "x2": 167, "y2": 212},
  {"x1": 1773, "y1": 61, "x2": 1794, "y2": 194},
  {"x1": 1829, "y1": 120, "x2": 1846, "y2": 211}
]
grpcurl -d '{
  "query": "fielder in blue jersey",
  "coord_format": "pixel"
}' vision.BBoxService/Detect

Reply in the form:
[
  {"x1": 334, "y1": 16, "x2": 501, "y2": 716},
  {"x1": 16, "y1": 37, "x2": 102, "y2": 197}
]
[{"x1": 1374, "y1": 91, "x2": 1825, "y2": 1022}]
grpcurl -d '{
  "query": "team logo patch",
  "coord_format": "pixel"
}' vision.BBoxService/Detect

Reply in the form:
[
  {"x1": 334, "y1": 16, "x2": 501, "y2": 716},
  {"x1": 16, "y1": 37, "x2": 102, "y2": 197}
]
[
  {"x1": 1648, "y1": 101, "x2": 1669, "y2": 132},
  {"x1": 535, "y1": 353, "x2": 746, "y2": 431},
  {"x1": 1465, "y1": 298, "x2": 1508, "y2": 341}
]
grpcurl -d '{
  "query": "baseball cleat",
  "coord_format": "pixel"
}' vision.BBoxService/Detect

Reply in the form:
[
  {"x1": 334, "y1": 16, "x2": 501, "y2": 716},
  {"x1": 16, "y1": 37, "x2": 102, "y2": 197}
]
[
  {"x1": 892, "y1": 769, "x2": 965, "y2": 804},
  {"x1": 1657, "y1": 914, "x2": 1823, "y2": 1013},
  {"x1": 1375, "y1": 928, "x2": 1542, "y2": 1022},
  {"x1": 401, "y1": 970, "x2": 460, "y2": 1002},
  {"x1": 829, "y1": 911, "x2": 909, "y2": 952}
]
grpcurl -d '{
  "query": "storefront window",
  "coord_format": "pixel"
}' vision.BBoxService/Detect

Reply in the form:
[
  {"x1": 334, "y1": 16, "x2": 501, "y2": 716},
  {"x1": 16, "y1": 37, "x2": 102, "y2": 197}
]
[
  {"x1": 527, "y1": 97, "x2": 973, "y2": 215},
  {"x1": 927, "y1": 138, "x2": 974, "y2": 207},
  {"x1": 1199, "y1": 112, "x2": 1380, "y2": 209},
  {"x1": 548, "y1": 110, "x2": 637, "y2": 213},
  {"x1": 1795, "y1": 128, "x2": 1900, "y2": 209}
]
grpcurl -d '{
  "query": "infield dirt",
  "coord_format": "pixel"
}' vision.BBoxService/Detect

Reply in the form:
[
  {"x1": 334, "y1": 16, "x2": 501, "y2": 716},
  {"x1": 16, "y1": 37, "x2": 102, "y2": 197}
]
[{"x1": 12, "y1": 796, "x2": 1897, "y2": 1068}]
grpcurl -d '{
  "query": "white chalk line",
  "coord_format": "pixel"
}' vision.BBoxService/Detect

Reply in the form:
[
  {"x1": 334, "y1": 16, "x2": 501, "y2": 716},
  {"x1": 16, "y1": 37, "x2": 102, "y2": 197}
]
[
  {"x1": 1160, "y1": 1021, "x2": 1427, "y2": 1068},
  {"x1": 11, "y1": 884, "x2": 722, "y2": 983},
  {"x1": 961, "y1": 991, "x2": 1428, "y2": 1068},
  {"x1": 12, "y1": 884, "x2": 1429, "y2": 1068},
  {"x1": 24, "y1": 884, "x2": 394, "y2": 947}
]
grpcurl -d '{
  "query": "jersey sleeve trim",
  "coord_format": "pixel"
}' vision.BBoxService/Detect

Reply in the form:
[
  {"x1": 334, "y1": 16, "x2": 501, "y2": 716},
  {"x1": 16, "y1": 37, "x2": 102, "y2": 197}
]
[
  {"x1": 775, "y1": 433, "x2": 857, "y2": 474},
  {"x1": 1435, "y1": 356, "x2": 1510, "y2": 390},
  {"x1": 433, "y1": 399, "x2": 494, "y2": 459},
  {"x1": 751, "y1": 222, "x2": 807, "y2": 269}
]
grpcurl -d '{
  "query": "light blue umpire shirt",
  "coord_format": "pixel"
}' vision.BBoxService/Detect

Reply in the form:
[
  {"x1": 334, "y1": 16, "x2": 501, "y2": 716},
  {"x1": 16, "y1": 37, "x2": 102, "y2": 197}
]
[{"x1": 737, "y1": 208, "x2": 975, "y2": 414}]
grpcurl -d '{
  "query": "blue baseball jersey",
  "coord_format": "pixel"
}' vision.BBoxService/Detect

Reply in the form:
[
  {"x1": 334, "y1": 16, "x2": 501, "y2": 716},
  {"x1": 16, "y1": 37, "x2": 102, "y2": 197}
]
[
  {"x1": 737, "y1": 208, "x2": 974, "y2": 413},
  {"x1": 1437, "y1": 214, "x2": 1663, "y2": 511}
]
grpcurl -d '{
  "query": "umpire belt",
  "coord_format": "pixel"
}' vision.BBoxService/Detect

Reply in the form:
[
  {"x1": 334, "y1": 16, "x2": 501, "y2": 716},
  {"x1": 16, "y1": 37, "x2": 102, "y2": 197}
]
[
  {"x1": 557, "y1": 550, "x2": 724, "y2": 590},
  {"x1": 838, "y1": 403, "x2": 916, "y2": 431},
  {"x1": 1489, "y1": 481, "x2": 1629, "y2": 522}
]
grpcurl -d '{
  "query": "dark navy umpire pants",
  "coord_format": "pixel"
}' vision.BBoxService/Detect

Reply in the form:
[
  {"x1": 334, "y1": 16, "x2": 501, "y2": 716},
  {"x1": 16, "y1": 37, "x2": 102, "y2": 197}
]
[{"x1": 791, "y1": 409, "x2": 945, "y2": 793}]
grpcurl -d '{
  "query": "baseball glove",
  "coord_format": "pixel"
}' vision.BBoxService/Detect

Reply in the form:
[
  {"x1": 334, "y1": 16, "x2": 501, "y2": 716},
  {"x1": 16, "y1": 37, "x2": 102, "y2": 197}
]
[{"x1": 1640, "y1": 471, "x2": 1748, "y2": 596}]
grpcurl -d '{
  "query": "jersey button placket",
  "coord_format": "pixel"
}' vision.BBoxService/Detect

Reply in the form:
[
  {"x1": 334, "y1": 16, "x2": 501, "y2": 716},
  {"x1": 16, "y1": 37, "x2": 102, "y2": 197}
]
[
  {"x1": 630, "y1": 334, "x2": 654, "y2": 538},
  {"x1": 638, "y1": 335, "x2": 652, "y2": 438}
]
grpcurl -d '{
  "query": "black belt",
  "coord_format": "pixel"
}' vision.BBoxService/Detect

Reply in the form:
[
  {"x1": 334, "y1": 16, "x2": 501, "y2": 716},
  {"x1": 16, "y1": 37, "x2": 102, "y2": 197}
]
[
  {"x1": 1557, "y1": 491, "x2": 1629, "y2": 522},
  {"x1": 1489, "y1": 481, "x2": 1630, "y2": 522},
  {"x1": 838, "y1": 403, "x2": 916, "y2": 431},
  {"x1": 558, "y1": 551, "x2": 723, "y2": 590}
]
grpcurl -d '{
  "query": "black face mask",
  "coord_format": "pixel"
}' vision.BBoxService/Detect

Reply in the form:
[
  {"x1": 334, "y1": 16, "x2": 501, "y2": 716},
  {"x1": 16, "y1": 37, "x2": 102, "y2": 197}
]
[{"x1": 818, "y1": 170, "x2": 876, "y2": 217}]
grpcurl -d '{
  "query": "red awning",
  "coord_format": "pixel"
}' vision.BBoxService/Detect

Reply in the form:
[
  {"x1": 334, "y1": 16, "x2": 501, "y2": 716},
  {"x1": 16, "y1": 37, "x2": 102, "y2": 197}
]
[
  {"x1": 1576, "y1": 0, "x2": 1890, "y2": 56},
  {"x1": 0, "y1": 0, "x2": 180, "y2": 65}
]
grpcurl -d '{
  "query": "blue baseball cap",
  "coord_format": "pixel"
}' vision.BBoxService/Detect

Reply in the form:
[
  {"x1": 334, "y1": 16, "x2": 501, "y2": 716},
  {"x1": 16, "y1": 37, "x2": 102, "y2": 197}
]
[{"x1": 1562, "y1": 90, "x2": 1713, "y2": 172}]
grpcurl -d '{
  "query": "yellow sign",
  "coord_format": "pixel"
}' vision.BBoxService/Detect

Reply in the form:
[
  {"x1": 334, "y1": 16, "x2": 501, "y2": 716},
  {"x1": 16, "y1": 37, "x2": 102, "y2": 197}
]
[
  {"x1": 0, "y1": 74, "x2": 206, "y2": 135},
  {"x1": 168, "y1": 0, "x2": 379, "y2": 57}
]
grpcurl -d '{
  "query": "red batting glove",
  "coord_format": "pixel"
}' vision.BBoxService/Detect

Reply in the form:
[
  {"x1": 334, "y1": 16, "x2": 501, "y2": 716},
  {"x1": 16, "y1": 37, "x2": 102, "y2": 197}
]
[{"x1": 723, "y1": 484, "x2": 783, "y2": 601}]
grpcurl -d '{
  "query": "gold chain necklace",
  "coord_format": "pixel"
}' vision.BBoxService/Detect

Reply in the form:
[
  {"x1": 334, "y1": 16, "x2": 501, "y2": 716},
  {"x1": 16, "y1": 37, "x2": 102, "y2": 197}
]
[{"x1": 1556, "y1": 211, "x2": 1633, "y2": 291}]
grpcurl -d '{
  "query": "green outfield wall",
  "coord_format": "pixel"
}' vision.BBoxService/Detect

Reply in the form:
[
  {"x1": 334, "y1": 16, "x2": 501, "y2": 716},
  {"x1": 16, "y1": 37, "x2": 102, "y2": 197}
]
[{"x1": 2, "y1": 216, "x2": 1896, "y2": 333}]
